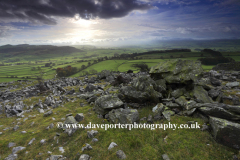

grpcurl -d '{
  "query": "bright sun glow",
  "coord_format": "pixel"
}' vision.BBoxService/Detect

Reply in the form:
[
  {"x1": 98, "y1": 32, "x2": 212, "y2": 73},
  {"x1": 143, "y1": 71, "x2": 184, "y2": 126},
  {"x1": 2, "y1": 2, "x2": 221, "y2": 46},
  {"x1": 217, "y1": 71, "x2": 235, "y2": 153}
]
[{"x1": 65, "y1": 17, "x2": 101, "y2": 44}]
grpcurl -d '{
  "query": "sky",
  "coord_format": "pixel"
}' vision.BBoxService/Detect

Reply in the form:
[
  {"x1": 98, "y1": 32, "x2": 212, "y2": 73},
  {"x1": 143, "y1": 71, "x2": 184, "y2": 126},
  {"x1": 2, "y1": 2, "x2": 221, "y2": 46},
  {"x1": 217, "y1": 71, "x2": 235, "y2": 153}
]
[{"x1": 0, "y1": 0, "x2": 239, "y2": 46}]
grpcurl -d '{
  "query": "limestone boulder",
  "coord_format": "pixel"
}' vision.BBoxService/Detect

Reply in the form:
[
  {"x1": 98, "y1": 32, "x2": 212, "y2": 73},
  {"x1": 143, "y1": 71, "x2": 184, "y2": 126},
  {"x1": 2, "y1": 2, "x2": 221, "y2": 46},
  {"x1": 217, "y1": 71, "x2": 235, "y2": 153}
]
[
  {"x1": 109, "y1": 108, "x2": 139, "y2": 124},
  {"x1": 95, "y1": 95, "x2": 124, "y2": 115},
  {"x1": 209, "y1": 116, "x2": 240, "y2": 149}
]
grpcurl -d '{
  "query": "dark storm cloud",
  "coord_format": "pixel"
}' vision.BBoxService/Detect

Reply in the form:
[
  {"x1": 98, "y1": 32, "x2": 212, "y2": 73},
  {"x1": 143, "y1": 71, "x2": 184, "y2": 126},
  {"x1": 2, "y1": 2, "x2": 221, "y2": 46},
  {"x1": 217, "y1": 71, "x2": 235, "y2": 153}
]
[{"x1": 0, "y1": 0, "x2": 152, "y2": 25}]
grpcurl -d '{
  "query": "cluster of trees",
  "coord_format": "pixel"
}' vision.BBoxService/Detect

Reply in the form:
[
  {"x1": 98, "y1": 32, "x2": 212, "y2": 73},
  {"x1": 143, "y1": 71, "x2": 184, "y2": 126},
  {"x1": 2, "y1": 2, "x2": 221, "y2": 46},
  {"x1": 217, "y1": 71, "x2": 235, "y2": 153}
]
[
  {"x1": 198, "y1": 57, "x2": 235, "y2": 65},
  {"x1": 131, "y1": 63, "x2": 149, "y2": 72},
  {"x1": 56, "y1": 66, "x2": 78, "y2": 77},
  {"x1": 201, "y1": 49, "x2": 223, "y2": 57},
  {"x1": 198, "y1": 49, "x2": 233, "y2": 65},
  {"x1": 45, "y1": 62, "x2": 55, "y2": 67}
]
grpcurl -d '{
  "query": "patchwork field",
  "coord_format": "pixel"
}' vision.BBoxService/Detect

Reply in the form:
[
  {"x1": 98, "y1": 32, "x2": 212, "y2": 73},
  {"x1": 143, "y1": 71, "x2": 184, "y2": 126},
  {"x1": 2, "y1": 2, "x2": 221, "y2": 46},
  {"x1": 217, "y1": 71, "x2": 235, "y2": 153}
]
[{"x1": 0, "y1": 44, "x2": 240, "y2": 83}]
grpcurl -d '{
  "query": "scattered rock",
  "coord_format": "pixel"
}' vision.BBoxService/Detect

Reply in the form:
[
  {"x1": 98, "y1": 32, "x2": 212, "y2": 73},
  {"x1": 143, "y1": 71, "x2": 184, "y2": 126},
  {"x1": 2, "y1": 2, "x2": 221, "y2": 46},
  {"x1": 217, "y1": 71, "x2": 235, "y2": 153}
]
[
  {"x1": 162, "y1": 110, "x2": 175, "y2": 121},
  {"x1": 75, "y1": 113, "x2": 84, "y2": 122},
  {"x1": 8, "y1": 142, "x2": 16, "y2": 148},
  {"x1": 116, "y1": 150, "x2": 127, "y2": 159},
  {"x1": 59, "y1": 147, "x2": 65, "y2": 153},
  {"x1": 108, "y1": 142, "x2": 118, "y2": 150},
  {"x1": 12, "y1": 146, "x2": 26, "y2": 154},
  {"x1": 162, "y1": 154, "x2": 170, "y2": 160},
  {"x1": 147, "y1": 114, "x2": 153, "y2": 124},
  {"x1": 79, "y1": 154, "x2": 90, "y2": 160},
  {"x1": 44, "y1": 110, "x2": 53, "y2": 117},
  {"x1": 87, "y1": 130, "x2": 98, "y2": 138},
  {"x1": 152, "y1": 103, "x2": 165, "y2": 116},
  {"x1": 40, "y1": 139, "x2": 46, "y2": 145},
  {"x1": 92, "y1": 138, "x2": 98, "y2": 142},
  {"x1": 28, "y1": 138, "x2": 36, "y2": 145},
  {"x1": 81, "y1": 143, "x2": 92, "y2": 152},
  {"x1": 64, "y1": 116, "x2": 77, "y2": 124},
  {"x1": 13, "y1": 125, "x2": 19, "y2": 131},
  {"x1": 49, "y1": 155, "x2": 63, "y2": 160}
]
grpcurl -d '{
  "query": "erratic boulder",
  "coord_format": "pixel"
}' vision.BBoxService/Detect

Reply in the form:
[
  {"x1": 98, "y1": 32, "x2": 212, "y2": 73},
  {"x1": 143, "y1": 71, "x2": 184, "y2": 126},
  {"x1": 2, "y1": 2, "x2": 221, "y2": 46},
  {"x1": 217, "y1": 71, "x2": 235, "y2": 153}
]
[
  {"x1": 209, "y1": 116, "x2": 240, "y2": 149},
  {"x1": 95, "y1": 95, "x2": 124, "y2": 115},
  {"x1": 149, "y1": 59, "x2": 203, "y2": 84}
]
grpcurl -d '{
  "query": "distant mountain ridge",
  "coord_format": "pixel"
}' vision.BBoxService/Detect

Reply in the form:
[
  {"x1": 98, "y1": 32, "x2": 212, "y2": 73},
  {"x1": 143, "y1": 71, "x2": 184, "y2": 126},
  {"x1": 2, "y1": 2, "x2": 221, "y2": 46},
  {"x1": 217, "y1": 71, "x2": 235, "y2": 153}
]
[
  {"x1": 0, "y1": 44, "x2": 82, "y2": 54},
  {"x1": 0, "y1": 44, "x2": 83, "y2": 61}
]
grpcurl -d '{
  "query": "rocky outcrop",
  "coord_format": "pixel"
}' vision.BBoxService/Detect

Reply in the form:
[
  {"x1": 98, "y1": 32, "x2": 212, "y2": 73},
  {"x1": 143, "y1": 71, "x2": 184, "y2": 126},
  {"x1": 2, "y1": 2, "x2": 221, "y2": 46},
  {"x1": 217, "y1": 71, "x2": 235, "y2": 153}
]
[
  {"x1": 149, "y1": 59, "x2": 203, "y2": 83},
  {"x1": 120, "y1": 75, "x2": 162, "y2": 103}
]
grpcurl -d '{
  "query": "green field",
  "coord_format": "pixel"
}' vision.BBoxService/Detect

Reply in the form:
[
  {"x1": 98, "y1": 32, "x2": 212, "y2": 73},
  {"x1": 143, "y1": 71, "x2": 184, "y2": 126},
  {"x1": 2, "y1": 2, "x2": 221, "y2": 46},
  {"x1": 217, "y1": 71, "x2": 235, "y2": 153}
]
[{"x1": 0, "y1": 44, "x2": 240, "y2": 82}]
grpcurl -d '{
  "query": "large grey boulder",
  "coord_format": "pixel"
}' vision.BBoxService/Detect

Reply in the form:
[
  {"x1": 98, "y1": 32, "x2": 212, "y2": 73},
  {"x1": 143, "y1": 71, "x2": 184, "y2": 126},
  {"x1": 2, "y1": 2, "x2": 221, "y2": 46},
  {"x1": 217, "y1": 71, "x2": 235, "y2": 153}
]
[
  {"x1": 150, "y1": 59, "x2": 203, "y2": 84},
  {"x1": 198, "y1": 103, "x2": 240, "y2": 121},
  {"x1": 109, "y1": 108, "x2": 139, "y2": 124},
  {"x1": 226, "y1": 82, "x2": 239, "y2": 88},
  {"x1": 132, "y1": 75, "x2": 158, "y2": 92},
  {"x1": 120, "y1": 75, "x2": 162, "y2": 103},
  {"x1": 209, "y1": 116, "x2": 240, "y2": 149},
  {"x1": 193, "y1": 86, "x2": 213, "y2": 103},
  {"x1": 95, "y1": 95, "x2": 124, "y2": 115}
]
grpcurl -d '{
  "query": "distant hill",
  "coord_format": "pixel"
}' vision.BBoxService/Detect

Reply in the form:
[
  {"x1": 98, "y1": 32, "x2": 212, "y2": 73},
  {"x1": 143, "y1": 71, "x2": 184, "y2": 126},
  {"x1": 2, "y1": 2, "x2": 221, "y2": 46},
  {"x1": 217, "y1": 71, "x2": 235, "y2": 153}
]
[{"x1": 0, "y1": 44, "x2": 83, "y2": 61}]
